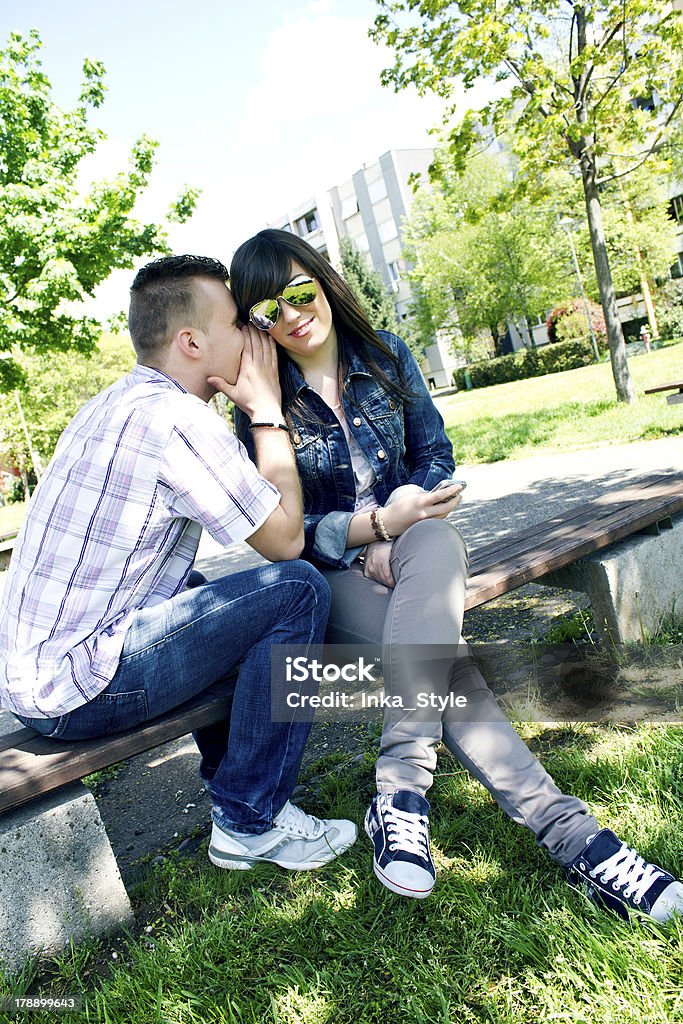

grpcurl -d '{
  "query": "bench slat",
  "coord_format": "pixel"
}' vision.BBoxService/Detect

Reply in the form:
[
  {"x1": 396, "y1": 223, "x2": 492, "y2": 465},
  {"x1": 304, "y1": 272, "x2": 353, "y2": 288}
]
[
  {"x1": 467, "y1": 473, "x2": 682, "y2": 563},
  {"x1": 465, "y1": 477, "x2": 682, "y2": 608},
  {"x1": 0, "y1": 690, "x2": 232, "y2": 814}
]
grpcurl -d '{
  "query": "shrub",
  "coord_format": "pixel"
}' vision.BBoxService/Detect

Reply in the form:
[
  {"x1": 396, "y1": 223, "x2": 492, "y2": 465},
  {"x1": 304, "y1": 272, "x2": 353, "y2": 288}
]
[
  {"x1": 654, "y1": 280, "x2": 683, "y2": 340},
  {"x1": 452, "y1": 337, "x2": 595, "y2": 390},
  {"x1": 546, "y1": 298, "x2": 607, "y2": 349}
]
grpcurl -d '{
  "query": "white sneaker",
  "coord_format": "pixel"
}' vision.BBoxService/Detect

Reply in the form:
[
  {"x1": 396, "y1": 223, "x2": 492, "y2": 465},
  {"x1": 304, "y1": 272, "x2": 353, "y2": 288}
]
[{"x1": 208, "y1": 800, "x2": 358, "y2": 871}]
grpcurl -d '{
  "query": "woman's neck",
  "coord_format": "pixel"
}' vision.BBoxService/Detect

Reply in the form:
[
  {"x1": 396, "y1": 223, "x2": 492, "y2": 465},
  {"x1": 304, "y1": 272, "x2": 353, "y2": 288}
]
[{"x1": 295, "y1": 330, "x2": 341, "y2": 406}]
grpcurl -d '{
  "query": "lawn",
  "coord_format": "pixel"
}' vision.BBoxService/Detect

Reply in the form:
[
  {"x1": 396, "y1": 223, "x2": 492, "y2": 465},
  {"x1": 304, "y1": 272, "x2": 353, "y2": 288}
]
[
  {"x1": 3, "y1": 720, "x2": 683, "y2": 1023},
  {"x1": 437, "y1": 340, "x2": 683, "y2": 463}
]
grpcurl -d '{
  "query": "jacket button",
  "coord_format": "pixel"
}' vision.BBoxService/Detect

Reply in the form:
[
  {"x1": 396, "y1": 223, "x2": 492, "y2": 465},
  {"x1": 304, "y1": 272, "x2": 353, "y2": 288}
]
[
  {"x1": 353, "y1": 416, "x2": 362, "y2": 427},
  {"x1": 293, "y1": 434, "x2": 301, "y2": 444},
  {"x1": 389, "y1": 401, "x2": 395, "y2": 410},
  {"x1": 377, "y1": 449, "x2": 386, "y2": 460}
]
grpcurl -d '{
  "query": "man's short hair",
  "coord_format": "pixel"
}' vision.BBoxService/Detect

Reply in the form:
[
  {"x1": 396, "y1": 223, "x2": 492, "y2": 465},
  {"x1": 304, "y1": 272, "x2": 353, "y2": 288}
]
[{"x1": 128, "y1": 254, "x2": 229, "y2": 361}]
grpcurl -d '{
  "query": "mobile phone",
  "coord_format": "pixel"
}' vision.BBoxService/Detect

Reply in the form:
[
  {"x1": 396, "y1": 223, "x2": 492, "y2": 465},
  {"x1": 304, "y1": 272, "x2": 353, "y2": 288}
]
[
  {"x1": 430, "y1": 478, "x2": 467, "y2": 504},
  {"x1": 431, "y1": 478, "x2": 467, "y2": 492}
]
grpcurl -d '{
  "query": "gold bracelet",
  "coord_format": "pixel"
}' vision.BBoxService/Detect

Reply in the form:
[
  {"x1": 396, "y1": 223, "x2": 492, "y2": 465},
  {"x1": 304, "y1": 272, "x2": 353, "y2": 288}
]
[{"x1": 370, "y1": 508, "x2": 391, "y2": 542}]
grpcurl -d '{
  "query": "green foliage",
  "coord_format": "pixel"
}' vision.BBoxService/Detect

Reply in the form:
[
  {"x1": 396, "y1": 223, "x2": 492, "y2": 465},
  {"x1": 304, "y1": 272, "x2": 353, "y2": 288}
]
[
  {"x1": 547, "y1": 298, "x2": 607, "y2": 349},
  {"x1": 402, "y1": 151, "x2": 573, "y2": 350},
  {"x1": 0, "y1": 31, "x2": 198, "y2": 391},
  {"x1": 654, "y1": 279, "x2": 683, "y2": 340},
  {"x1": 339, "y1": 236, "x2": 398, "y2": 333},
  {"x1": 372, "y1": 0, "x2": 683, "y2": 403},
  {"x1": 0, "y1": 334, "x2": 135, "y2": 474},
  {"x1": 452, "y1": 337, "x2": 595, "y2": 389}
]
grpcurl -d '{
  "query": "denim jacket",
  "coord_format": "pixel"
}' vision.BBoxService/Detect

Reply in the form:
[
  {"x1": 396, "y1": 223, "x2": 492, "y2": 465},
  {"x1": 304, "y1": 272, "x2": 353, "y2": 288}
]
[{"x1": 236, "y1": 331, "x2": 455, "y2": 569}]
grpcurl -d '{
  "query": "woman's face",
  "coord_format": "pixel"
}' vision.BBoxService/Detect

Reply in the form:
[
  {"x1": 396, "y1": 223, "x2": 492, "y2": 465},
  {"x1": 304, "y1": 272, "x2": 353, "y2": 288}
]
[{"x1": 264, "y1": 261, "x2": 335, "y2": 364}]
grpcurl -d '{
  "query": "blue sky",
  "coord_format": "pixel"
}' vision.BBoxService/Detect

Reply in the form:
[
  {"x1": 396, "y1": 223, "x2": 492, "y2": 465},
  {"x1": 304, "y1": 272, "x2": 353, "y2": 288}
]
[{"x1": 1, "y1": 0, "x2": 464, "y2": 314}]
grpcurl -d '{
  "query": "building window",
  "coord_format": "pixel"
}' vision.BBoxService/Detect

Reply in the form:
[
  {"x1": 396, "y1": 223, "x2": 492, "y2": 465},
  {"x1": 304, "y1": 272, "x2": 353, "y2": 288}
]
[
  {"x1": 671, "y1": 254, "x2": 683, "y2": 279},
  {"x1": 340, "y1": 195, "x2": 359, "y2": 221},
  {"x1": 377, "y1": 217, "x2": 398, "y2": 244},
  {"x1": 387, "y1": 260, "x2": 401, "y2": 292},
  {"x1": 295, "y1": 210, "x2": 319, "y2": 236},
  {"x1": 367, "y1": 176, "x2": 388, "y2": 205},
  {"x1": 668, "y1": 194, "x2": 683, "y2": 225}
]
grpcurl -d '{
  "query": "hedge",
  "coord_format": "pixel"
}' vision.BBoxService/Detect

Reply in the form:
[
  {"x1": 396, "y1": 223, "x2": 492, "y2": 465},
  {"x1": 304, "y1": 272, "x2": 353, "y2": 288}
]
[{"x1": 452, "y1": 337, "x2": 595, "y2": 390}]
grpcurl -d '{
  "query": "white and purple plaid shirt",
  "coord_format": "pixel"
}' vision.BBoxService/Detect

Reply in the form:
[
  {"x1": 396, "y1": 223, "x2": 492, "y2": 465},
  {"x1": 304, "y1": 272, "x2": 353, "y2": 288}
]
[{"x1": 0, "y1": 364, "x2": 279, "y2": 719}]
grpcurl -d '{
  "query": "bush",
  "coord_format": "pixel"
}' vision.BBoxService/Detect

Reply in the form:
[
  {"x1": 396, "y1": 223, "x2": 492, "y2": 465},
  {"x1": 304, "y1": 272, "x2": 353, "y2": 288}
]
[
  {"x1": 654, "y1": 280, "x2": 683, "y2": 340},
  {"x1": 546, "y1": 298, "x2": 607, "y2": 349},
  {"x1": 452, "y1": 337, "x2": 595, "y2": 390}
]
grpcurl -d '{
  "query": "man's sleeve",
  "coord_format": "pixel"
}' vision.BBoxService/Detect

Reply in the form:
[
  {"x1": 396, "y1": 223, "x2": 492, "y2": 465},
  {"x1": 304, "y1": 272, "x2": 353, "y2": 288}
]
[{"x1": 158, "y1": 401, "x2": 280, "y2": 547}]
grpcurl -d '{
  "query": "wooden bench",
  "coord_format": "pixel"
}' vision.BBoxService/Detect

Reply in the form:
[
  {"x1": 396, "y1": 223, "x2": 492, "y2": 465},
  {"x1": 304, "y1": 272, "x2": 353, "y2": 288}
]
[
  {"x1": 644, "y1": 380, "x2": 683, "y2": 405},
  {"x1": 2, "y1": 470, "x2": 681, "y2": 818}
]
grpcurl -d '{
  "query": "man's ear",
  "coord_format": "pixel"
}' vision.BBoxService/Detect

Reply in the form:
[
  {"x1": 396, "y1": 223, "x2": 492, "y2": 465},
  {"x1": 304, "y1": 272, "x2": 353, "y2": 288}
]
[{"x1": 173, "y1": 327, "x2": 203, "y2": 360}]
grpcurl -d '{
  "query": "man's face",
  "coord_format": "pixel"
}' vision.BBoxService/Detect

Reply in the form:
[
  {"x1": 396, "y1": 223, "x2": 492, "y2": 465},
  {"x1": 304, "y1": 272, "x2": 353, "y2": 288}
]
[{"x1": 198, "y1": 278, "x2": 244, "y2": 386}]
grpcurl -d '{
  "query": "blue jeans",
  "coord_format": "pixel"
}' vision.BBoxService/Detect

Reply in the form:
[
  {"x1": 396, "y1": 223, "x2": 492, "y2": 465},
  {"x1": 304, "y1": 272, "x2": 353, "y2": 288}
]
[{"x1": 19, "y1": 561, "x2": 331, "y2": 834}]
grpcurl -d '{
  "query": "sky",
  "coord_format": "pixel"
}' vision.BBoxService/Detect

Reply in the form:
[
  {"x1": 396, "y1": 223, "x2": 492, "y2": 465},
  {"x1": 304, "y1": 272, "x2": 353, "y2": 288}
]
[{"x1": 0, "y1": 0, "x2": 472, "y2": 316}]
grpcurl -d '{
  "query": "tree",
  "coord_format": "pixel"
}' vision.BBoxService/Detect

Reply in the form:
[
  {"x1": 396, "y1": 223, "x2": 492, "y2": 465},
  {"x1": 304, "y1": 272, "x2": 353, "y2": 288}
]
[
  {"x1": 0, "y1": 31, "x2": 198, "y2": 392},
  {"x1": 339, "y1": 237, "x2": 399, "y2": 333},
  {"x1": 0, "y1": 334, "x2": 135, "y2": 484},
  {"x1": 402, "y1": 151, "x2": 571, "y2": 352},
  {"x1": 372, "y1": 0, "x2": 683, "y2": 402}
]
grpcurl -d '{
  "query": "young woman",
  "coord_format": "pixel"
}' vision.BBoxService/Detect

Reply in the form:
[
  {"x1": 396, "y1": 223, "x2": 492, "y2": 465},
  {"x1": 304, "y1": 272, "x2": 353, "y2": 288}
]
[{"x1": 228, "y1": 228, "x2": 683, "y2": 918}]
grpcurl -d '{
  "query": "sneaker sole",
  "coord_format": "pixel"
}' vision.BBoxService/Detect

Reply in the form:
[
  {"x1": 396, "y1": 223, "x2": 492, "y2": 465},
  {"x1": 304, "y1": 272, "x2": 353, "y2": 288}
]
[
  {"x1": 208, "y1": 829, "x2": 358, "y2": 871},
  {"x1": 372, "y1": 861, "x2": 434, "y2": 899},
  {"x1": 365, "y1": 817, "x2": 435, "y2": 899}
]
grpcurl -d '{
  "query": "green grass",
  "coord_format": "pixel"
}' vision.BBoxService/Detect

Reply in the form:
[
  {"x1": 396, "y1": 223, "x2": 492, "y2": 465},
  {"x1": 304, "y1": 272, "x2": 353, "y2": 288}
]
[
  {"x1": 0, "y1": 501, "x2": 27, "y2": 539},
  {"x1": 437, "y1": 340, "x2": 683, "y2": 463},
  {"x1": 3, "y1": 719, "x2": 683, "y2": 1023}
]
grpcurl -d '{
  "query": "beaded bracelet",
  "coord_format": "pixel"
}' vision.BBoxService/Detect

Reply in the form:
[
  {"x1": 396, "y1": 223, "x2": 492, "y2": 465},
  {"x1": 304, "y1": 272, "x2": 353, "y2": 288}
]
[
  {"x1": 248, "y1": 422, "x2": 290, "y2": 432},
  {"x1": 370, "y1": 508, "x2": 391, "y2": 543}
]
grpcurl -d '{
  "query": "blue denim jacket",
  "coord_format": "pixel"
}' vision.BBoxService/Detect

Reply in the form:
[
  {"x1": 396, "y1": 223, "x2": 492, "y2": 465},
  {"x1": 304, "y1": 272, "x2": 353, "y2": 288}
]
[{"x1": 236, "y1": 331, "x2": 455, "y2": 569}]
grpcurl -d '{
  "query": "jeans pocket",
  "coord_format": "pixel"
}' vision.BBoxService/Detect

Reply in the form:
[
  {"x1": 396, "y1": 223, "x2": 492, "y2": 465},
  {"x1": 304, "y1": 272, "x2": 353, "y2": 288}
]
[{"x1": 54, "y1": 689, "x2": 150, "y2": 741}]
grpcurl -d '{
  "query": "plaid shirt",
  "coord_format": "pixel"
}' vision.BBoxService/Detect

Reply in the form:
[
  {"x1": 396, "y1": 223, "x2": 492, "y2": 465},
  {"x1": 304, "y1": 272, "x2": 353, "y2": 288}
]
[{"x1": 0, "y1": 364, "x2": 279, "y2": 718}]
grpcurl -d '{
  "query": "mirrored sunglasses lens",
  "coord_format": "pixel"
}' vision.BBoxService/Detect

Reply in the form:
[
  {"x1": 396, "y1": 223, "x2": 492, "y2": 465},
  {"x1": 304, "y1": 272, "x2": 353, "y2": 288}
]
[
  {"x1": 283, "y1": 278, "x2": 317, "y2": 306},
  {"x1": 250, "y1": 300, "x2": 279, "y2": 330}
]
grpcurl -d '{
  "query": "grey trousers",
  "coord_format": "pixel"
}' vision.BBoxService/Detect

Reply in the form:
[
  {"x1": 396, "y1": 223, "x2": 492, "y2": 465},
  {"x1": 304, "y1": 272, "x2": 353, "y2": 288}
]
[{"x1": 322, "y1": 519, "x2": 599, "y2": 865}]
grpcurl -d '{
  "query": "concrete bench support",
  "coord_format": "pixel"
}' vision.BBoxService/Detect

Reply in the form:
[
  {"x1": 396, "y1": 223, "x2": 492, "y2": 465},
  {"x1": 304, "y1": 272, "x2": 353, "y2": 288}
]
[
  {"x1": 541, "y1": 513, "x2": 682, "y2": 643},
  {"x1": 0, "y1": 782, "x2": 134, "y2": 973}
]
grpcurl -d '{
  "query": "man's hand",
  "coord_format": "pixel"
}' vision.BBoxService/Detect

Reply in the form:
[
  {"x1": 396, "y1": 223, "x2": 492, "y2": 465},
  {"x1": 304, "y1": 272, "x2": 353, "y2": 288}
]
[
  {"x1": 208, "y1": 325, "x2": 282, "y2": 422},
  {"x1": 363, "y1": 540, "x2": 395, "y2": 588}
]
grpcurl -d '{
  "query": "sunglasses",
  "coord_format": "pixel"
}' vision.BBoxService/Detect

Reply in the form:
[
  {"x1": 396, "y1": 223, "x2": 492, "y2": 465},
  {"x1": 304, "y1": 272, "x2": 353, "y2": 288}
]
[{"x1": 249, "y1": 276, "x2": 318, "y2": 330}]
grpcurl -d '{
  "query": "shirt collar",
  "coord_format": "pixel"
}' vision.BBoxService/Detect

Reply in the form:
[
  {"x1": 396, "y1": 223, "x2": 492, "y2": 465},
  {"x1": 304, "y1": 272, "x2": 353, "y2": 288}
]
[{"x1": 130, "y1": 362, "x2": 187, "y2": 393}]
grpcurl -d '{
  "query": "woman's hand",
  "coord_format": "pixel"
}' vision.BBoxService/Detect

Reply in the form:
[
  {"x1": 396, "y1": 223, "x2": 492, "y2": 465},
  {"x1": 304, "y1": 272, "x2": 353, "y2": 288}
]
[
  {"x1": 382, "y1": 482, "x2": 465, "y2": 538},
  {"x1": 208, "y1": 325, "x2": 283, "y2": 422},
  {"x1": 363, "y1": 540, "x2": 395, "y2": 588}
]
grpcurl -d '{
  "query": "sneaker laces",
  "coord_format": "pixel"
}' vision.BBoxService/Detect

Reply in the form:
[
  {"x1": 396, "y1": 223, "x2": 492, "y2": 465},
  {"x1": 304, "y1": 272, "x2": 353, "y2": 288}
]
[
  {"x1": 384, "y1": 806, "x2": 429, "y2": 859},
  {"x1": 590, "y1": 841, "x2": 665, "y2": 903},
  {"x1": 274, "y1": 801, "x2": 323, "y2": 838}
]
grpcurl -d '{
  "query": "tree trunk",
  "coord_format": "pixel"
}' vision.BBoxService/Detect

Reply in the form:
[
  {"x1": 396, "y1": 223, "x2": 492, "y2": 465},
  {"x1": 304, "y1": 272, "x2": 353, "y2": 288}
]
[{"x1": 580, "y1": 157, "x2": 636, "y2": 403}]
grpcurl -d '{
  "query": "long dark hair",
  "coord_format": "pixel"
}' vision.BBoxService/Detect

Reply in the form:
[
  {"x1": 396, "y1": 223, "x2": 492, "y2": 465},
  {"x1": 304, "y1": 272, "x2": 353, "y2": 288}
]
[{"x1": 229, "y1": 230, "x2": 415, "y2": 420}]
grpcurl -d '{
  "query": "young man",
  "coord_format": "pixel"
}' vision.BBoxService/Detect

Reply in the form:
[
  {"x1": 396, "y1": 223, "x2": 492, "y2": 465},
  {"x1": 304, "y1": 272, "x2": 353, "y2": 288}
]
[{"x1": 0, "y1": 254, "x2": 357, "y2": 871}]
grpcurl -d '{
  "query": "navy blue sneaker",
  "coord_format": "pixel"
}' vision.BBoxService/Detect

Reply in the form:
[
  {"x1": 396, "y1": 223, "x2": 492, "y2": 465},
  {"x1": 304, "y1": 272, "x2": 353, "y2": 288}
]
[
  {"x1": 364, "y1": 790, "x2": 436, "y2": 899},
  {"x1": 566, "y1": 829, "x2": 683, "y2": 922}
]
